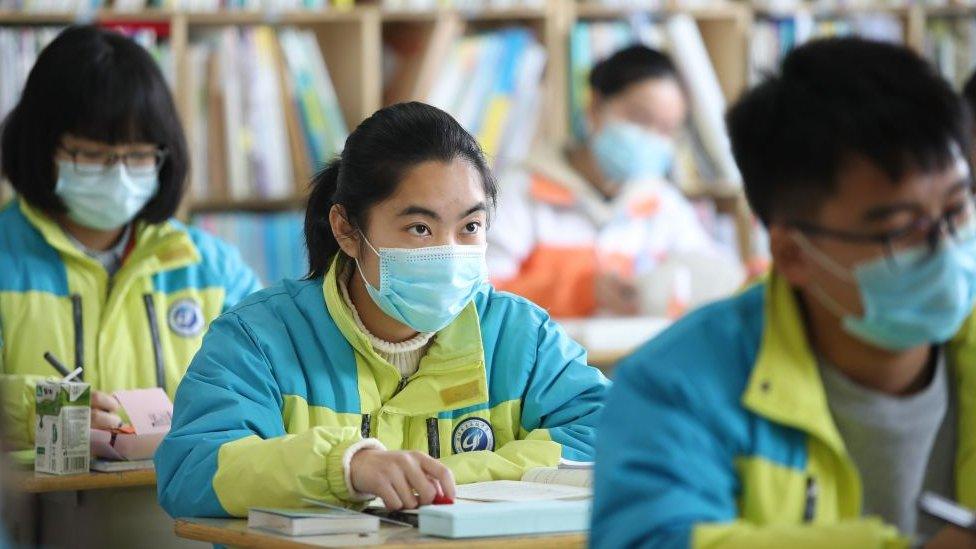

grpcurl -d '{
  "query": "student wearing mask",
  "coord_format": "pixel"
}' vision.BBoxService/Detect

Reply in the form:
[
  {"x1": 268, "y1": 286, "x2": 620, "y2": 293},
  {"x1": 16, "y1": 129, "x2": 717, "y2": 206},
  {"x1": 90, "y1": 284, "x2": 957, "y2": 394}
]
[
  {"x1": 154, "y1": 102, "x2": 610, "y2": 516},
  {"x1": 488, "y1": 45, "x2": 737, "y2": 318},
  {"x1": 591, "y1": 38, "x2": 976, "y2": 549},
  {"x1": 0, "y1": 26, "x2": 261, "y2": 448}
]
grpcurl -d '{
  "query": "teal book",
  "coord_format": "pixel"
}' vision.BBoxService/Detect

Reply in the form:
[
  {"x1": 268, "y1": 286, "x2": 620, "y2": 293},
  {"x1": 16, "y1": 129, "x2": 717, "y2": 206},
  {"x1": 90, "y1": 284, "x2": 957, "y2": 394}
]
[{"x1": 418, "y1": 500, "x2": 590, "y2": 539}]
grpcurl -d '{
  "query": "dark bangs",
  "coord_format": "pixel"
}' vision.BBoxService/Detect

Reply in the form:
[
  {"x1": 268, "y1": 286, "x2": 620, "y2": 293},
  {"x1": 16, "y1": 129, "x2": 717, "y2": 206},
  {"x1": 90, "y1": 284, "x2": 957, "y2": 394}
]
[{"x1": 1, "y1": 25, "x2": 188, "y2": 222}]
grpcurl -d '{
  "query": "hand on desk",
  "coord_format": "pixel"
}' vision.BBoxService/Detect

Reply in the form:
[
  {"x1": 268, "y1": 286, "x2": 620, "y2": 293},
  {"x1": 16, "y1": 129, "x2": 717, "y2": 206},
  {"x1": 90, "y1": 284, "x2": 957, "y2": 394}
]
[
  {"x1": 90, "y1": 390, "x2": 123, "y2": 431},
  {"x1": 925, "y1": 526, "x2": 976, "y2": 549},
  {"x1": 350, "y1": 449, "x2": 456, "y2": 511},
  {"x1": 595, "y1": 272, "x2": 639, "y2": 316}
]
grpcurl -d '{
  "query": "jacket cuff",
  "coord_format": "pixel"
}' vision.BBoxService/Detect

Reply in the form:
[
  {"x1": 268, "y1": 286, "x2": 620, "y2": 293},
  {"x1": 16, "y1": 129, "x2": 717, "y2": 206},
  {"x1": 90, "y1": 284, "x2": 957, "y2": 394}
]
[{"x1": 326, "y1": 437, "x2": 386, "y2": 502}]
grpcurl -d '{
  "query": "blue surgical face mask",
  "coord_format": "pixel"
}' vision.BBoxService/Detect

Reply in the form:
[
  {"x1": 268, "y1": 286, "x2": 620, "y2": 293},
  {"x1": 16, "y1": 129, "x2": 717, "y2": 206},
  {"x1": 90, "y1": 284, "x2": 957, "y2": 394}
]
[
  {"x1": 54, "y1": 160, "x2": 159, "y2": 231},
  {"x1": 591, "y1": 120, "x2": 675, "y2": 185},
  {"x1": 355, "y1": 235, "x2": 488, "y2": 333},
  {"x1": 795, "y1": 230, "x2": 976, "y2": 351}
]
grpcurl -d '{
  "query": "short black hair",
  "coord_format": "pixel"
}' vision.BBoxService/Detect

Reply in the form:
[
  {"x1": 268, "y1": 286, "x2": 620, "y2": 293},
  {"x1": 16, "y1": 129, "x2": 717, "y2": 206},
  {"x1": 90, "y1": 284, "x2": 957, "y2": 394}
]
[
  {"x1": 589, "y1": 44, "x2": 681, "y2": 99},
  {"x1": 727, "y1": 37, "x2": 969, "y2": 226},
  {"x1": 304, "y1": 102, "x2": 497, "y2": 278},
  {"x1": 1, "y1": 25, "x2": 188, "y2": 222}
]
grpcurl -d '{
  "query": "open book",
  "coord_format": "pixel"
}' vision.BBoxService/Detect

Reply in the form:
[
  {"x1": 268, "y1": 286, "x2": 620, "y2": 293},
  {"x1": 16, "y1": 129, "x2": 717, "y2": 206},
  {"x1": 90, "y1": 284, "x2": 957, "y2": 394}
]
[{"x1": 454, "y1": 466, "x2": 593, "y2": 503}]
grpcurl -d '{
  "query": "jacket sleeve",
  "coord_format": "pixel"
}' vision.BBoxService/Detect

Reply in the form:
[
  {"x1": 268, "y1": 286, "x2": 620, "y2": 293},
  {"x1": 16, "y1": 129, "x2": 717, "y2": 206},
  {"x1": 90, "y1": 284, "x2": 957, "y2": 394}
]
[
  {"x1": 155, "y1": 312, "x2": 364, "y2": 518},
  {"x1": 217, "y1": 244, "x2": 263, "y2": 312},
  {"x1": 590, "y1": 355, "x2": 908, "y2": 549},
  {"x1": 441, "y1": 317, "x2": 610, "y2": 483},
  {"x1": 0, "y1": 373, "x2": 46, "y2": 449}
]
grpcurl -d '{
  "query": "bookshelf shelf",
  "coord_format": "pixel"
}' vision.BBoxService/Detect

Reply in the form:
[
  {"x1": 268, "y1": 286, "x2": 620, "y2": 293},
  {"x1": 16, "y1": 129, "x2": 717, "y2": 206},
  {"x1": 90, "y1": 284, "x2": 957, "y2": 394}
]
[
  {"x1": 574, "y1": 1, "x2": 745, "y2": 20},
  {"x1": 380, "y1": 6, "x2": 548, "y2": 22},
  {"x1": 189, "y1": 195, "x2": 308, "y2": 213},
  {"x1": 0, "y1": 8, "x2": 173, "y2": 23},
  {"x1": 185, "y1": 7, "x2": 369, "y2": 25}
]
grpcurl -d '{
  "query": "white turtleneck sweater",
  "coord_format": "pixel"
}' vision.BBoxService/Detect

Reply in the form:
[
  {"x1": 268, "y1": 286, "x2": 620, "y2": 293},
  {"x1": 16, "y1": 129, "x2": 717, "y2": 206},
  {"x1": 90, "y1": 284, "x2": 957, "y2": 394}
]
[{"x1": 338, "y1": 263, "x2": 435, "y2": 378}]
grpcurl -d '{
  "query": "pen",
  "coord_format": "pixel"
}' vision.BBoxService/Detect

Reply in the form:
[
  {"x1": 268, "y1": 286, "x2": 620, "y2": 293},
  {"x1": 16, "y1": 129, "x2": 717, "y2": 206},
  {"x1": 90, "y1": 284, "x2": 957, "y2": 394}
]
[{"x1": 43, "y1": 352, "x2": 71, "y2": 378}]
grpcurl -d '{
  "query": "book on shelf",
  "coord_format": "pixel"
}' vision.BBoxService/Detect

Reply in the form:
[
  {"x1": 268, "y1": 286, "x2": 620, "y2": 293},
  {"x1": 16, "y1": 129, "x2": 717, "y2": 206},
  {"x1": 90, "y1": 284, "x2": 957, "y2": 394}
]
[
  {"x1": 925, "y1": 17, "x2": 976, "y2": 90},
  {"x1": 424, "y1": 26, "x2": 547, "y2": 172},
  {"x1": 749, "y1": 10, "x2": 904, "y2": 85},
  {"x1": 378, "y1": 0, "x2": 544, "y2": 10},
  {"x1": 185, "y1": 26, "x2": 347, "y2": 203},
  {"x1": 1, "y1": 0, "x2": 348, "y2": 11},
  {"x1": 193, "y1": 211, "x2": 307, "y2": 285}
]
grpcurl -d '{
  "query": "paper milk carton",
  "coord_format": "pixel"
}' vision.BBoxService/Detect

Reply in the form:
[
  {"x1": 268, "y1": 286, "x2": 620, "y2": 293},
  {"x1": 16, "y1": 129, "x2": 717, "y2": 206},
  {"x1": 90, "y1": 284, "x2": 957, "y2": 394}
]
[
  {"x1": 90, "y1": 388, "x2": 173, "y2": 461},
  {"x1": 34, "y1": 380, "x2": 91, "y2": 475}
]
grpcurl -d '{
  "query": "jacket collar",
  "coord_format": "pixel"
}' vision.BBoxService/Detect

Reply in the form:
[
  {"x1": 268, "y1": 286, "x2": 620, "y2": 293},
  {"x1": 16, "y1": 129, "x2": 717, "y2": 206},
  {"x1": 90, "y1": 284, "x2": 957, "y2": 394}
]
[
  {"x1": 745, "y1": 270, "x2": 976, "y2": 508},
  {"x1": 322, "y1": 255, "x2": 488, "y2": 416},
  {"x1": 742, "y1": 272, "x2": 847, "y2": 456},
  {"x1": 18, "y1": 199, "x2": 199, "y2": 280}
]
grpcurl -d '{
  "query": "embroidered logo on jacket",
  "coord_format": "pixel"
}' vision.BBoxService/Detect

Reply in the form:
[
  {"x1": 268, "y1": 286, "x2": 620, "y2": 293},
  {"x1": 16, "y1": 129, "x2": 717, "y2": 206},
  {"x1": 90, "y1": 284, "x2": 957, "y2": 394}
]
[
  {"x1": 452, "y1": 417, "x2": 494, "y2": 453},
  {"x1": 168, "y1": 299, "x2": 204, "y2": 338}
]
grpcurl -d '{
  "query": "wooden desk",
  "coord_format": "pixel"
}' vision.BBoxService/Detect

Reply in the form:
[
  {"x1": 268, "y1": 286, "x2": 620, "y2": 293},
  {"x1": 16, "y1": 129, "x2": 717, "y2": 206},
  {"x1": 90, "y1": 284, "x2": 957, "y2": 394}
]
[
  {"x1": 15, "y1": 468, "x2": 156, "y2": 494},
  {"x1": 175, "y1": 518, "x2": 586, "y2": 549},
  {"x1": 560, "y1": 316, "x2": 670, "y2": 373}
]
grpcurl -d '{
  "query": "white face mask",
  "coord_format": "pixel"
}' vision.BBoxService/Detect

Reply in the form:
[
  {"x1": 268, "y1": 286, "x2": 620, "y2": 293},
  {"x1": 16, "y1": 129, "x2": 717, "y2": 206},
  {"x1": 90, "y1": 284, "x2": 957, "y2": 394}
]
[{"x1": 54, "y1": 160, "x2": 159, "y2": 230}]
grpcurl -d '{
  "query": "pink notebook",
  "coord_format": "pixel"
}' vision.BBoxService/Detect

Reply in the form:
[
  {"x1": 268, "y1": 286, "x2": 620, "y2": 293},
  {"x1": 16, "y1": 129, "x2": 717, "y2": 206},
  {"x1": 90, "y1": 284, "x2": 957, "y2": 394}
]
[{"x1": 90, "y1": 388, "x2": 173, "y2": 461}]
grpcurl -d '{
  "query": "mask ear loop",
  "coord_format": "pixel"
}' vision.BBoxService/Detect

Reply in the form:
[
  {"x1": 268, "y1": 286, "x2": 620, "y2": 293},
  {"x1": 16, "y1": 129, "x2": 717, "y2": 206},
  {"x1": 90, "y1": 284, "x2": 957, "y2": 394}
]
[
  {"x1": 791, "y1": 231, "x2": 858, "y2": 320},
  {"x1": 355, "y1": 231, "x2": 382, "y2": 292}
]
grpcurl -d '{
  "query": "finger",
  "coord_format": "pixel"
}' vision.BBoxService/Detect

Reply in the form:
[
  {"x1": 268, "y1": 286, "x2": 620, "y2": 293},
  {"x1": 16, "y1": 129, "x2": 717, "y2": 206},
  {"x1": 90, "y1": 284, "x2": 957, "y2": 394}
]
[
  {"x1": 403, "y1": 456, "x2": 437, "y2": 505},
  {"x1": 91, "y1": 391, "x2": 121, "y2": 413},
  {"x1": 418, "y1": 455, "x2": 456, "y2": 500},
  {"x1": 375, "y1": 484, "x2": 403, "y2": 512},
  {"x1": 91, "y1": 410, "x2": 123, "y2": 431},
  {"x1": 389, "y1": 471, "x2": 419, "y2": 509}
]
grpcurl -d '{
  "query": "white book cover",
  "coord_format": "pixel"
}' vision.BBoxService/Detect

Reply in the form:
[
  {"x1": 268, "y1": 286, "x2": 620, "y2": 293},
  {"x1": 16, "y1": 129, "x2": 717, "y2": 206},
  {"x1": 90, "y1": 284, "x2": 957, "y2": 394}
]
[
  {"x1": 665, "y1": 14, "x2": 741, "y2": 187},
  {"x1": 246, "y1": 27, "x2": 293, "y2": 199},
  {"x1": 218, "y1": 29, "x2": 251, "y2": 200},
  {"x1": 186, "y1": 43, "x2": 211, "y2": 200}
]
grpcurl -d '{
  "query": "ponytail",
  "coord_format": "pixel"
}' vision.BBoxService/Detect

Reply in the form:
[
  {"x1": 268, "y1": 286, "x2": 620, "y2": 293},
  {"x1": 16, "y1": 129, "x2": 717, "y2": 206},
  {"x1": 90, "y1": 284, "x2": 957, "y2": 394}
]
[{"x1": 304, "y1": 159, "x2": 341, "y2": 278}]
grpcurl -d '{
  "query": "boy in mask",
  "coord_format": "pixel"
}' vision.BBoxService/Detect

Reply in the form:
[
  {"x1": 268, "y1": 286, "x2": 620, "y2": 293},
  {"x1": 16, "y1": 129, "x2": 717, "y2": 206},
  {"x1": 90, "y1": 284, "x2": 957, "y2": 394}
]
[
  {"x1": 591, "y1": 38, "x2": 976, "y2": 548},
  {"x1": 487, "y1": 45, "x2": 737, "y2": 318}
]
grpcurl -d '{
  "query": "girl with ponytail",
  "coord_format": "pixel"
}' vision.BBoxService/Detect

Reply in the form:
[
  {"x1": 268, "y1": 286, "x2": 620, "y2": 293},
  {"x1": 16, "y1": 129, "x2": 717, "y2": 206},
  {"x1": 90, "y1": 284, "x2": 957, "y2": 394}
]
[{"x1": 156, "y1": 102, "x2": 610, "y2": 517}]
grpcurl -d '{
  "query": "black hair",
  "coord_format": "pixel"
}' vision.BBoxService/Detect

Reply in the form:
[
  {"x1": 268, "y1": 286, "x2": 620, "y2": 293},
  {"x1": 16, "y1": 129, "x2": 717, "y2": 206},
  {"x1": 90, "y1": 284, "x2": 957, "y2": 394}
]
[
  {"x1": 1, "y1": 25, "x2": 188, "y2": 222},
  {"x1": 727, "y1": 37, "x2": 970, "y2": 226},
  {"x1": 589, "y1": 44, "x2": 681, "y2": 99},
  {"x1": 304, "y1": 102, "x2": 497, "y2": 278}
]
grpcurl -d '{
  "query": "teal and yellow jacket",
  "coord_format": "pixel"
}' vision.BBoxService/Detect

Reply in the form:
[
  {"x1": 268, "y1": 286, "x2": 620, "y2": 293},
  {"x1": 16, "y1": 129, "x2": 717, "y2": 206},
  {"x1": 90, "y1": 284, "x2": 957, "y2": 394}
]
[
  {"x1": 0, "y1": 199, "x2": 261, "y2": 448},
  {"x1": 154, "y1": 257, "x2": 611, "y2": 517},
  {"x1": 591, "y1": 272, "x2": 976, "y2": 548}
]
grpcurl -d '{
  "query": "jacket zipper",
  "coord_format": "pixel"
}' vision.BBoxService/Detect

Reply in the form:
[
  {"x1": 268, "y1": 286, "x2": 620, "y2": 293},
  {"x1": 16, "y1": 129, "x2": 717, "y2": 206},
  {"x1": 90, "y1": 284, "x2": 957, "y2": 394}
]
[
  {"x1": 394, "y1": 376, "x2": 409, "y2": 396},
  {"x1": 71, "y1": 294, "x2": 84, "y2": 380},
  {"x1": 360, "y1": 414, "x2": 371, "y2": 439},
  {"x1": 426, "y1": 417, "x2": 441, "y2": 458},
  {"x1": 142, "y1": 294, "x2": 166, "y2": 392},
  {"x1": 803, "y1": 475, "x2": 818, "y2": 522}
]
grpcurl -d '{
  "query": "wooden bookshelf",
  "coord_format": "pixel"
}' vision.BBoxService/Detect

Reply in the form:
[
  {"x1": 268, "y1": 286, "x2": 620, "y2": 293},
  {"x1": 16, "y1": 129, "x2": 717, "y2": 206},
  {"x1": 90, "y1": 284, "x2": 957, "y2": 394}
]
[{"x1": 0, "y1": 2, "x2": 753, "y2": 216}]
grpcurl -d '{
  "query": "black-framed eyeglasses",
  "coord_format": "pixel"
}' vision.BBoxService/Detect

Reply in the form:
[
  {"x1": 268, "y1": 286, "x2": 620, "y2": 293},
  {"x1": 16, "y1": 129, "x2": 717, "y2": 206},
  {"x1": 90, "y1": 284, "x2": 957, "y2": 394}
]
[
  {"x1": 59, "y1": 146, "x2": 168, "y2": 175},
  {"x1": 791, "y1": 192, "x2": 976, "y2": 268}
]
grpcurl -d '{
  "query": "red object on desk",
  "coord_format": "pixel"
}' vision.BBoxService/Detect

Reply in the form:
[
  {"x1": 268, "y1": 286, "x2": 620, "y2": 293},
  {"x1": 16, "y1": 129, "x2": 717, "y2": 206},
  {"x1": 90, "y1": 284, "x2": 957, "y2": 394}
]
[{"x1": 432, "y1": 494, "x2": 454, "y2": 505}]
